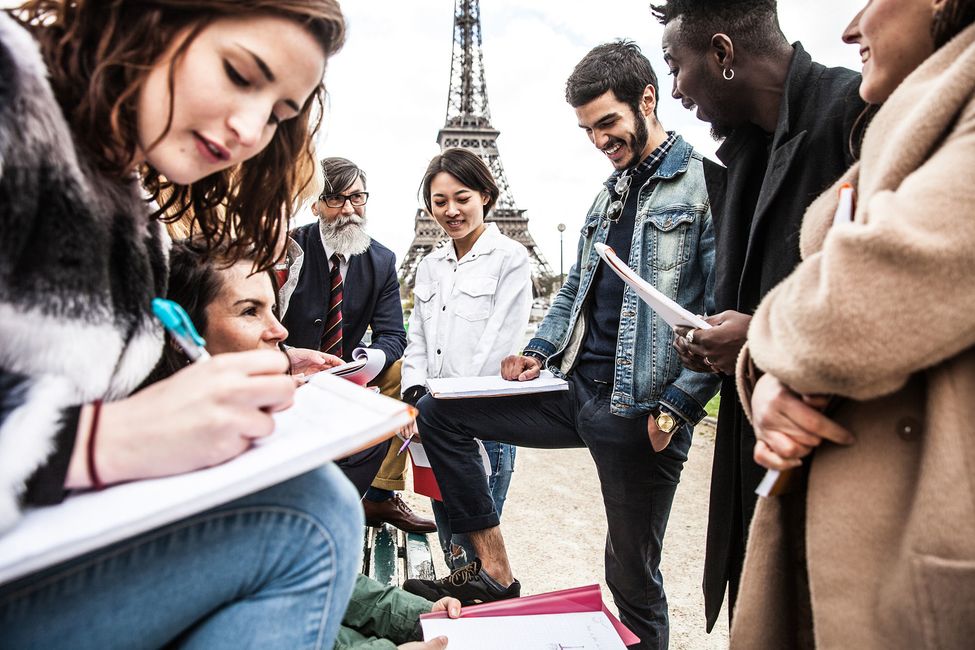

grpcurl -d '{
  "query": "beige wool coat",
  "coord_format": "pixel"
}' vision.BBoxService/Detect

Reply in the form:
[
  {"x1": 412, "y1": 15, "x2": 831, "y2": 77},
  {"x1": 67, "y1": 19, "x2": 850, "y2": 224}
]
[{"x1": 730, "y1": 23, "x2": 975, "y2": 650}]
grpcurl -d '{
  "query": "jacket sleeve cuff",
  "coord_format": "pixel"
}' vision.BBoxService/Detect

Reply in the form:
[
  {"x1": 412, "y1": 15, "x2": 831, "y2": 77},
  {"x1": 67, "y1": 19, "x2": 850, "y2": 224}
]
[
  {"x1": 659, "y1": 385, "x2": 706, "y2": 426},
  {"x1": 523, "y1": 337, "x2": 556, "y2": 359},
  {"x1": 22, "y1": 406, "x2": 81, "y2": 506}
]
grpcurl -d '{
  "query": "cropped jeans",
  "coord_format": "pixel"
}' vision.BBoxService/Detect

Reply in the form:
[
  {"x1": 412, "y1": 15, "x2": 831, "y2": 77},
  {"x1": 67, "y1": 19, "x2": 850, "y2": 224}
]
[
  {"x1": 430, "y1": 440, "x2": 516, "y2": 570},
  {"x1": 0, "y1": 464, "x2": 362, "y2": 650}
]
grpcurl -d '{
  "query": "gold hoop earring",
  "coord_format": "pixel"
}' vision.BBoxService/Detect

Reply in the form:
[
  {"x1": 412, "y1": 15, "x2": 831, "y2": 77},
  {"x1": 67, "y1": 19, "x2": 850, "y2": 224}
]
[{"x1": 723, "y1": 68, "x2": 735, "y2": 81}]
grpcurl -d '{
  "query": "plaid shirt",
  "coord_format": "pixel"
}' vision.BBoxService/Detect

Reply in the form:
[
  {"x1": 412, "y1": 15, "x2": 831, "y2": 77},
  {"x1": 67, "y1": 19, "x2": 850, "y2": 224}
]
[{"x1": 603, "y1": 131, "x2": 679, "y2": 195}]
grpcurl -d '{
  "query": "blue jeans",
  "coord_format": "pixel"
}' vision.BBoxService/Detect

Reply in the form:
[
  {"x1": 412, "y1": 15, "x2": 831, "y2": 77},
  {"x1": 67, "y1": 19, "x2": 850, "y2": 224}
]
[
  {"x1": 417, "y1": 373, "x2": 692, "y2": 650},
  {"x1": 431, "y1": 440, "x2": 516, "y2": 570},
  {"x1": 0, "y1": 464, "x2": 362, "y2": 650}
]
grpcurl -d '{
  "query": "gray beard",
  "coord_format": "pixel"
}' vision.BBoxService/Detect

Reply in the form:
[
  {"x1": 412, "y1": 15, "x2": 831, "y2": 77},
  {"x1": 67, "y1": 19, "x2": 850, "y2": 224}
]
[{"x1": 319, "y1": 216, "x2": 371, "y2": 257}]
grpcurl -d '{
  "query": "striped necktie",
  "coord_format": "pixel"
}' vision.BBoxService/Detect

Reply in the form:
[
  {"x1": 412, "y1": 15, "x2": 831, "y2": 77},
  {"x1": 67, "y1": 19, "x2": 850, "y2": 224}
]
[{"x1": 321, "y1": 253, "x2": 343, "y2": 357}]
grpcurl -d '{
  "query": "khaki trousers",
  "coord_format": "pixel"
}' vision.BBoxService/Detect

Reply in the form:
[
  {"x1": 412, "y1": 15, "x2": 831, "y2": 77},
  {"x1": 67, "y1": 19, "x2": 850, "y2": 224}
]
[{"x1": 369, "y1": 359, "x2": 408, "y2": 491}]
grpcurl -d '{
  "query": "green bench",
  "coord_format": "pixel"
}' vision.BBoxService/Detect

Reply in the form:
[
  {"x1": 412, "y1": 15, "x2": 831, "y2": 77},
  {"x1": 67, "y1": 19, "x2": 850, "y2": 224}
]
[{"x1": 362, "y1": 523, "x2": 436, "y2": 587}]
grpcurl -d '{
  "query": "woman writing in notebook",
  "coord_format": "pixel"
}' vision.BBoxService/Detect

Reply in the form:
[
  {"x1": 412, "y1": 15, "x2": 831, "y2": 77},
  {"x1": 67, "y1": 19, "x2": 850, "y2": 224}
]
[
  {"x1": 0, "y1": 1, "x2": 367, "y2": 648},
  {"x1": 725, "y1": 0, "x2": 975, "y2": 647},
  {"x1": 401, "y1": 148, "x2": 533, "y2": 570}
]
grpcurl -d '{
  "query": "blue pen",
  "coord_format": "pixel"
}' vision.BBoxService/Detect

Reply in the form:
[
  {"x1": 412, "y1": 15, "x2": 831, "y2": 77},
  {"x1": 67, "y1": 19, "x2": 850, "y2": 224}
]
[{"x1": 152, "y1": 298, "x2": 211, "y2": 361}]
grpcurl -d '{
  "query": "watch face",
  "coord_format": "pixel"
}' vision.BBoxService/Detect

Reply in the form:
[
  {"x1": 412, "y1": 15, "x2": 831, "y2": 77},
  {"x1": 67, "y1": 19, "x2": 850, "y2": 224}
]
[{"x1": 656, "y1": 412, "x2": 677, "y2": 434}]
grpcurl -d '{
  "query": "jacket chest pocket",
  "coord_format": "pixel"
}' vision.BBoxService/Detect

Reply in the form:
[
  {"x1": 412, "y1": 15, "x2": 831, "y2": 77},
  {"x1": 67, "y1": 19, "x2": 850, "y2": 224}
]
[
  {"x1": 645, "y1": 210, "x2": 696, "y2": 271},
  {"x1": 413, "y1": 282, "x2": 438, "y2": 321},
  {"x1": 454, "y1": 276, "x2": 498, "y2": 322}
]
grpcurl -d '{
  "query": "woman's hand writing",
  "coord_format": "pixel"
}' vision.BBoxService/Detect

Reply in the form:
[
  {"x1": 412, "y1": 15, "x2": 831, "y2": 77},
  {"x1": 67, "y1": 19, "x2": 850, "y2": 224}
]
[{"x1": 68, "y1": 350, "x2": 295, "y2": 488}]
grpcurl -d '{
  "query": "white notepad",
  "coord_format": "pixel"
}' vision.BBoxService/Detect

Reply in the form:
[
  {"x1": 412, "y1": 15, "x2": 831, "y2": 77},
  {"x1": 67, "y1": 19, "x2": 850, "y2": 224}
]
[
  {"x1": 421, "y1": 611, "x2": 627, "y2": 650},
  {"x1": 594, "y1": 243, "x2": 711, "y2": 330},
  {"x1": 426, "y1": 371, "x2": 568, "y2": 399},
  {"x1": 0, "y1": 373, "x2": 412, "y2": 585}
]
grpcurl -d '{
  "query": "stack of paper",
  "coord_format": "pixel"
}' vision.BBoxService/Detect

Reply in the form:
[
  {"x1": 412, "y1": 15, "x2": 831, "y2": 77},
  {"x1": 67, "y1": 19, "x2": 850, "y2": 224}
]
[
  {"x1": 425, "y1": 371, "x2": 568, "y2": 399},
  {"x1": 0, "y1": 373, "x2": 411, "y2": 584},
  {"x1": 420, "y1": 584, "x2": 639, "y2": 649}
]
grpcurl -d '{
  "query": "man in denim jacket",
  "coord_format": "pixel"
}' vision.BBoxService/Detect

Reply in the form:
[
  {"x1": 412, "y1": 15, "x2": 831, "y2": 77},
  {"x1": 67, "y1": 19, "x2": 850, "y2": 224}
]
[{"x1": 404, "y1": 41, "x2": 719, "y2": 649}]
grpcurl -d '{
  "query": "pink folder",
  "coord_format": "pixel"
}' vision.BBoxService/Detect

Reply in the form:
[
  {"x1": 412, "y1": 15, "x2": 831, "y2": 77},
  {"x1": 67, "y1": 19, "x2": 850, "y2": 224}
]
[{"x1": 420, "y1": 583, "x2": 640, "y2": 646}]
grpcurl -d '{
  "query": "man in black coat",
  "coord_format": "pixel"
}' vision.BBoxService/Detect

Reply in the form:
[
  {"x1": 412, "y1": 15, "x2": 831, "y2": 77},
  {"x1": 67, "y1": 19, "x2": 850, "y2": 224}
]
[
  {"x1": 282, "y1": 157, "x2": 434, "y2": 534},
  {"x1": 652, "y1": 0, "x2": 868, "y2": 632}
]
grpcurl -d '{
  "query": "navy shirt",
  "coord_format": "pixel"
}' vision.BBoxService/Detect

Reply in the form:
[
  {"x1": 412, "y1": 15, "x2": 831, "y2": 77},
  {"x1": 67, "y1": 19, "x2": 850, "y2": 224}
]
[{"x1": 575, "y1": 133, "x2": 677, "y2": 383}]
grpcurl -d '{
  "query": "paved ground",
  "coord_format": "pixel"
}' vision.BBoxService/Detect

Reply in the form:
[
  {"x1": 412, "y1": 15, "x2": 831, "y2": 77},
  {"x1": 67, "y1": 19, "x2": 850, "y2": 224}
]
[{"x1": 402, "y1": 420, "x2": 730, "y2": 649}]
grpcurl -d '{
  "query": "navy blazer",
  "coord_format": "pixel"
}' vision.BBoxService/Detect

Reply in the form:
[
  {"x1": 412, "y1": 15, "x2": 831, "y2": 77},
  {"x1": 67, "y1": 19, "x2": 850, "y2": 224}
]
[{"x1": 283, "y1": 223, "x2": 406, "y2": 373}]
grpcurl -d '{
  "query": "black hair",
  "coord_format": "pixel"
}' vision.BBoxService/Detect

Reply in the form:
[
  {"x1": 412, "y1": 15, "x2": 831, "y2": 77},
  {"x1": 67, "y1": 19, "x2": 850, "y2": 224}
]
[
  {"x1": 143, "y1": 239, "x2": 282, "y2": 384},
  {"x1": 651, "y1": 0, "x2": 788, "y2": 55},
  {"x1": 420, "y1": 148, "x2": 500, "y2": 215},
  {"x1": 565, "y1": 40, "x2": 659, "y2": 117},
  {"x1": 321, "y1": 156, "x2": 367, "y2": 196}
]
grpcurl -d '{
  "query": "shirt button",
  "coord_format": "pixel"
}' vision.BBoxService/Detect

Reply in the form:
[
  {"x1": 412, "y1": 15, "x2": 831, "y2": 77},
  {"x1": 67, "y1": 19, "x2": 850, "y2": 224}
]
[
  {"x1": 442, "y1": 306, "x2": 446, "y2": 311},
  {"x1": 437, "y1": 348, "x2": 442, "y2": 355},
  {"x1": 314, "y1": 318, "x2": 323, "y2": 326},
  {"x1": 896, "y1": 417, "x2": 922, "y2": 441}
]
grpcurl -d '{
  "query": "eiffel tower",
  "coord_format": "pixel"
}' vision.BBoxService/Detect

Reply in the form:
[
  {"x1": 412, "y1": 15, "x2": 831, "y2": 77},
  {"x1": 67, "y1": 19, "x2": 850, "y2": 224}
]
[{"x1": 398, "y1": 0, "x2": 554, "y2": 294}]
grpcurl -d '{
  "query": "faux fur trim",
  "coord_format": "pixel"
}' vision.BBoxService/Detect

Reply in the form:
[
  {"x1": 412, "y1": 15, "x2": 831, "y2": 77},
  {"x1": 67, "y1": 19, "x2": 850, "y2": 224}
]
[{"x1": 0, "y1": 375, "x2": 78, "y2": 532}]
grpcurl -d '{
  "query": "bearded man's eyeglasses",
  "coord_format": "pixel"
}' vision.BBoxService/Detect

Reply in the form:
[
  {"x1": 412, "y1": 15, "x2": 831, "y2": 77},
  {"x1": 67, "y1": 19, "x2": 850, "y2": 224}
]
[{"x1": 320, "y1": 191, "x2": 369, "y2": 208}]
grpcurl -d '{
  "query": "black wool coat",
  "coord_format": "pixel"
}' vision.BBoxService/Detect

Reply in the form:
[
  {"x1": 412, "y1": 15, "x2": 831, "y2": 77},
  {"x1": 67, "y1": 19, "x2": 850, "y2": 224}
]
[{"x1": 702, "y1": 43, "x2": 867, "y2": 630}]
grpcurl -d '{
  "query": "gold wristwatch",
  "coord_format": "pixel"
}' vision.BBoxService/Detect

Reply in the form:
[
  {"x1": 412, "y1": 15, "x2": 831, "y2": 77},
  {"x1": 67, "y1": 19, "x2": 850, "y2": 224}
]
[{"x1": 654, "y1": 407, "x2": 679, "y2": 434}]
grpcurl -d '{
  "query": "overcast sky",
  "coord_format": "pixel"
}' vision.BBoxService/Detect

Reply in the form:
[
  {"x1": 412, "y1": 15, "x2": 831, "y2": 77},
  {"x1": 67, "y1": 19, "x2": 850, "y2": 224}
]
[
  {"x1": 317, "y1": 0, "x2": 864, "y2": 273},
  {"x1": 2, "y1": 0, "x2": 866, "y2": 272}
]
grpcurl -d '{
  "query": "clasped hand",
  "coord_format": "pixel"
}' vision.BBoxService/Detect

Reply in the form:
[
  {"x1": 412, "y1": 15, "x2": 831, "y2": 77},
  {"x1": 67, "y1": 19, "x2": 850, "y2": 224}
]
[{"x1": 750, "y1": 373, "x2": 855, "y2": 470}]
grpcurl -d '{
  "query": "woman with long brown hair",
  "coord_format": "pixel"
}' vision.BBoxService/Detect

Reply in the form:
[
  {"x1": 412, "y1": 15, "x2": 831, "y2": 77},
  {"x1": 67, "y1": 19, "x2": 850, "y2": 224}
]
[{"x1": 0, "y1": 2, "x2": 365, "y2": 647}]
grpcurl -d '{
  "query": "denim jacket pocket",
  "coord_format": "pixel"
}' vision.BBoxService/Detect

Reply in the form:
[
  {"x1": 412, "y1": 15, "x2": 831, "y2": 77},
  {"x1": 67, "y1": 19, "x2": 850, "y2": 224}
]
[
  {"x1": 455, "y1": 276, "x2": 498, "y2": 321},
  {"x1": 646, "y1": 210, "x2": 696, "y2": 271},
  {"x1": 413, "y1": 282, "x2": 437, "y2": 321}
]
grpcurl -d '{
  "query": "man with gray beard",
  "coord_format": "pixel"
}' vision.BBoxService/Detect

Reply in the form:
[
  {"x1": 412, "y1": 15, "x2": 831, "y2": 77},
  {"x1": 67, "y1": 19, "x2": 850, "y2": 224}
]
[{"x1": 282, "y1": 157, "x2": 434, "y2": 534}]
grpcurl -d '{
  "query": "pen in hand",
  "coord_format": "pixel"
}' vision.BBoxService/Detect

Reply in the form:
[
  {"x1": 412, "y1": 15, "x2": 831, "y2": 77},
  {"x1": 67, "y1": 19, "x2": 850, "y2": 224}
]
[
  {"x1": 396, "y1": 410, "x2": 420, "y2": 456},
  {"x1": 152, "y1": 298, "x2": 211, "y2": 362}
]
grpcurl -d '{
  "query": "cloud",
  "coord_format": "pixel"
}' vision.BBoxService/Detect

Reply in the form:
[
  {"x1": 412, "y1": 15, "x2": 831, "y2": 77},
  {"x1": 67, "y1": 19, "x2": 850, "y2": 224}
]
[{"x1": 315, "y1": 0, "x2": 864, "y2": 272}]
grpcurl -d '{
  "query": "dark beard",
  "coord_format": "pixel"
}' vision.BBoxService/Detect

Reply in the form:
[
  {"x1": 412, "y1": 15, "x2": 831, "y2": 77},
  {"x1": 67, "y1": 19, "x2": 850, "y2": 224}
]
[
  {"x1": 710, "y1": 122, "x2": 734, "y2": 141},
  {"x1": 625, "y1": 106, "x2": 651, "y2": 168}
]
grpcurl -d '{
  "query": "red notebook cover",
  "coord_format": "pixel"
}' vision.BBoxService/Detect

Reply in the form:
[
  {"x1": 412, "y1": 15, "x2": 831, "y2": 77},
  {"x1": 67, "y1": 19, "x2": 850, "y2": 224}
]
[
  {"x1": 409, "y1": 452, "x2": 443, "y2": 501},
  {"x1": 420, "y1": 583, "x2": 639, "y2": 646}
]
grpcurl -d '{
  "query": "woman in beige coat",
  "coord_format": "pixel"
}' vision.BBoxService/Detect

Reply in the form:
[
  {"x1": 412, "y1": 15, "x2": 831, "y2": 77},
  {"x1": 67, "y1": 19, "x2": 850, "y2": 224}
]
[{"x1": 726, "y1": 1, "x2": 975, "y2": 648}]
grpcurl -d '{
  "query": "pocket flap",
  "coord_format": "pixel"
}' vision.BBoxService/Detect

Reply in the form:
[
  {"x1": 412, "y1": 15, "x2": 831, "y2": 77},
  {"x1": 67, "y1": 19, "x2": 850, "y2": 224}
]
[
  {"x1": 647, "y1": 211, "x2": 695, "y2": 232},
  {"x1": 413, "y1": 282, "x2": 436, "y2": 302},
  {"x1": 457, "y1": 277, "x2": 498, "y2": 298}
]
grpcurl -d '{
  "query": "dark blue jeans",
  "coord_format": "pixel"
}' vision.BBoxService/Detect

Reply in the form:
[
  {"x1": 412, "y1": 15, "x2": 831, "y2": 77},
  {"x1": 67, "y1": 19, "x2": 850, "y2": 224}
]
[{"x1": 417, "y1": 373, "x2": 692, "y2": 650}]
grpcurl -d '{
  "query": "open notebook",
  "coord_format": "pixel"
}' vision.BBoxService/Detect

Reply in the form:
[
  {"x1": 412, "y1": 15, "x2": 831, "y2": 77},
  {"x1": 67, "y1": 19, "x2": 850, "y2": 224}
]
[
  {"x1": 425, "y1": 371, "x2": 568, "y2": 399},
  {"x1": 0, "y1": 373, "x2": 412, "y2": 585}
]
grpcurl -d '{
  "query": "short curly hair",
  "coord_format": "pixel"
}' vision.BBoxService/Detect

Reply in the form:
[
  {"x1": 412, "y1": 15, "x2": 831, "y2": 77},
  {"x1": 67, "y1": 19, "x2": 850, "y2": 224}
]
[{"x1": 651, "y1": 0, "x2": 787, "y2": 55}]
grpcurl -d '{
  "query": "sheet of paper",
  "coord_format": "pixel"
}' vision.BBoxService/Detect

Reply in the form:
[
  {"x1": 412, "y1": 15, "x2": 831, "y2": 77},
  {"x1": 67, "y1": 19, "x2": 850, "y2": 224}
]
[
  {"x1": 0, "y1": 374, "x2": 411, "y2": 585},
  {"x1": 324, "y1": 346, "x2": 385, "y2": 386},
  {"x1": 594, "y1": 243, "x2": 710, "y2": 331},
  {"x1": 426, "y1": 370, "x2": 568, "y2": 399},
  {"x1": 421, "y1": 611, "x2": 627, "y2": 650},
  {"x1": 832, "y1": 183, "x2": 854, "y2": 225}
]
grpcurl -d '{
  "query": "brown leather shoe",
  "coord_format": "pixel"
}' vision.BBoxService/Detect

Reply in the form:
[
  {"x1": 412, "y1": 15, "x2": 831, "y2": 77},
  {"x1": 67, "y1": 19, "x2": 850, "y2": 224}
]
[{"x1": 363, "y1": 494, "x2": 437, "y2": 533}]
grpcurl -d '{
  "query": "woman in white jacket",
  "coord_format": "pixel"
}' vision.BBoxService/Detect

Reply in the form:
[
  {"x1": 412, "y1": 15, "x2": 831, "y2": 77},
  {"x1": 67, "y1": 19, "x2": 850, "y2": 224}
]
[{"x1": 401, "y1": 148, "x2": 533, "y2": 569}]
